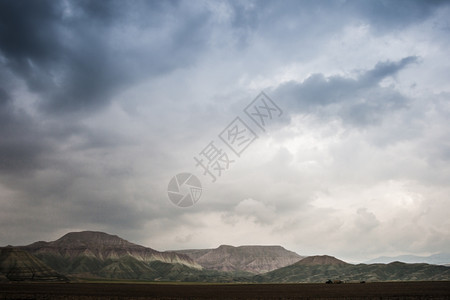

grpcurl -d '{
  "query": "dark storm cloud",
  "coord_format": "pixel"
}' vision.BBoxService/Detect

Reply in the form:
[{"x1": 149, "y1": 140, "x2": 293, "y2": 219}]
[
  {"x1": 0, "y1": 0, "x2": 446, "y2": 116},
  {"x1": 0, "y1": 0, "x2": 212, "y2": 114},
  {"x1": 0, "y1": 0, "x2": 215, "y2": 177},
  {"x1": 0, "y1": 1, "x2": 61, "y2": 62},
  {"x1": 1, "y1": 0, "x2": 444, "y2": 115},
  {"x1": 0, "y1": 0, "x2": 63, "y2": 94},
  {"x1": 274, "y1": 56, "x2": 418, "y2": 126}
]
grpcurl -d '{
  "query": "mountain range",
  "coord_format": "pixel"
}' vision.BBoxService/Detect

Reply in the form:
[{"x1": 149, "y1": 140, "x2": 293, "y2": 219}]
[{"x1": 1, "y1": 231, "x2": 449, "y2": 283}]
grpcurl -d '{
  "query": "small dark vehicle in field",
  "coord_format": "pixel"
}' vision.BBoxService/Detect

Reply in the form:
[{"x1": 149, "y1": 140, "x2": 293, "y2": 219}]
[{"x1": 325, "y1": 279, "x2": 343, "y2": 284}]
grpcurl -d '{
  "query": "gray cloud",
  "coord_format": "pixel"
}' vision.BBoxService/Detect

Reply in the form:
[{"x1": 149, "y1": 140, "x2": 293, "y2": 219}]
[
  {"x1": 273, "y1": 56, "x2": 418, "y2": 126},
  {"x1": 0, "y1": 0, "x2": 214, "y2": 114},
  {"x1": 348, "y1": 0, "x2": 448, "y2": 32},
  {"x1": 0, "y1": 88, "x2": 49, "y2": 174},
  {"x1": 0, "y1": 0, "x2": 449, "y2": 262}
]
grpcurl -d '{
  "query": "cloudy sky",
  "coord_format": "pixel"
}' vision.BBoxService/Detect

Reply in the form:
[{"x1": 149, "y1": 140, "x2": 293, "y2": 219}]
[{"x1": 1, "y1": 0, "x2": 449, "y2": 262}]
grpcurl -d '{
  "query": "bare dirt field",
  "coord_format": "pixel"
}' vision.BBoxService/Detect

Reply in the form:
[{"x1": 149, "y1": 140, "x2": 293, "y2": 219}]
[{"x1": 1, "y1": 281, "x2": 449, "y2": 299}]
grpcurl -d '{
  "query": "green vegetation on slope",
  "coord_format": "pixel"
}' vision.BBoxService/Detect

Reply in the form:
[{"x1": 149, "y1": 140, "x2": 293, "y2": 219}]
[
  {"x1": 0, "y1": 247, "x2": 67, "y2": 281},
  {"x1": 254, "y1": 261, "x2": 450, "y2": 283},
  {"x1": 34, "y1": 253, "x2": 253, "y2": 282}
]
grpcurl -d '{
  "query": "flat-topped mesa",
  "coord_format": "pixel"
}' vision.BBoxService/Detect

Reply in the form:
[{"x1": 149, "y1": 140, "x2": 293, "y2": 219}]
[
  {"x1": 55, "y1": 231, "x2": 133, "y2": 247},
  {"x1": 21, "y1": 231, "x2": 201, "y2": 269},
  {"x1": 175, "y1": 244, "x2": 304, "y2": 274}
]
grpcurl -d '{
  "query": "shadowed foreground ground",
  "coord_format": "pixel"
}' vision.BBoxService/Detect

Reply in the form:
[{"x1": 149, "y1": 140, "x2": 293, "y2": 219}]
[{"x1": 1, "y1": 281, "x2": 449, "y2": 299}]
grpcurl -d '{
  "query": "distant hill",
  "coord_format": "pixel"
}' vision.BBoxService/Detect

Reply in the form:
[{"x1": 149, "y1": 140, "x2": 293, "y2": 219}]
[
  {"x1": 296, "y1": 255, "x2": 347, "y2": 266},
  {"x1": 172, "y1": 245, "x2": 304, "y2": 274},
  {"x1": 366, "y1": 253, "x2": 450, "y2": 265},
  {"x1": 254, "y1": 255, "x2": 450, "y2": 283},
  {"x1": 0, "y1": 246, "x2": 67, "y2": 281},
  {"x1": 19, "y1": 231, "x2": 203, "y2": 280}
]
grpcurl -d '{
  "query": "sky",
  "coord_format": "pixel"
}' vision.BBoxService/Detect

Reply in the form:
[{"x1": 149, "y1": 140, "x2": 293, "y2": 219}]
[{"x1": 0, "y1": 0, "x2": 449, "y2": 263}]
